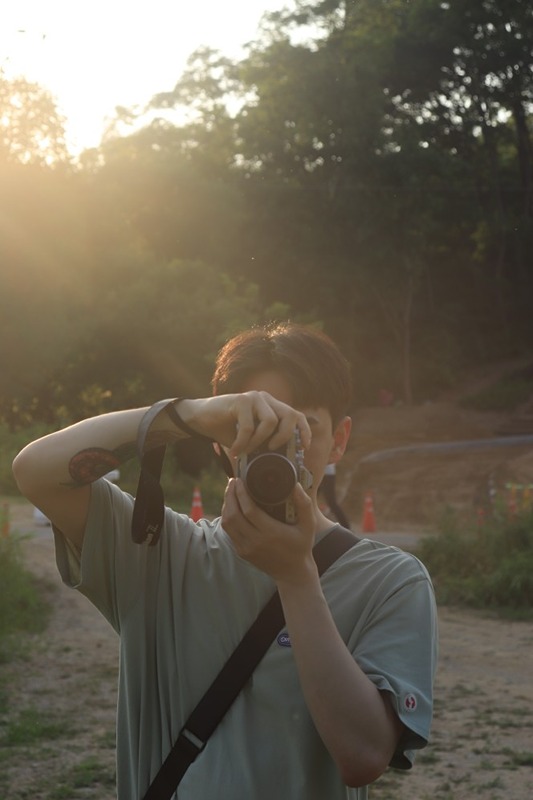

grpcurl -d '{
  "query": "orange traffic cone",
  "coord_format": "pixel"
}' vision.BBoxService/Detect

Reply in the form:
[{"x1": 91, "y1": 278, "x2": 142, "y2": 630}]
[
  {"x1": 190, "y1": 486, "x2": 204, "y2": 522},
  {"x1": 362, "y1": 492, "x2": 376, "y2": 534}
]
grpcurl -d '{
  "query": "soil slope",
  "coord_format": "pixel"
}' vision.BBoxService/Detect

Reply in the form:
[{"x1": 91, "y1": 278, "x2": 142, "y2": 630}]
[{"x1": 339, "y1": 394, "x2": 533, "y2": 531}]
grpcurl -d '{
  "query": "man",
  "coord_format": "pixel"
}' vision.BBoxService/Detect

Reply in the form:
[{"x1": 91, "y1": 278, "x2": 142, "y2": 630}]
[{"x1": 13, "y1": 322, "x2": 437, "y2": 800}]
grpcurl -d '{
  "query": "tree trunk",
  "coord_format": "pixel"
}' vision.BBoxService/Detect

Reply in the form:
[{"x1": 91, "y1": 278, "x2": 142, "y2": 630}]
[{"x1": 512, "y1": 97, "x2": 533, "y2": 219}]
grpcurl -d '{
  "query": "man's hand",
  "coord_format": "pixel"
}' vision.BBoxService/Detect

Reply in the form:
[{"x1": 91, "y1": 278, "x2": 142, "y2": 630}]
[
  {"x1": 221, "y1": 478, "x2": 318, "y2": 586},
  {"x1": 175, "y1": 393, "x2": 312, "y2": 457}
]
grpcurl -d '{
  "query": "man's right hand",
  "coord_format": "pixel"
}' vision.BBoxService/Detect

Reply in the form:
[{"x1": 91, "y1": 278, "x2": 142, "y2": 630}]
[
  {"x1": 12, "y1": 392, "x2": 311, "y2": 551},
  {"x1": 175, "y1": 393, "x2": 312, "y2": 457}
]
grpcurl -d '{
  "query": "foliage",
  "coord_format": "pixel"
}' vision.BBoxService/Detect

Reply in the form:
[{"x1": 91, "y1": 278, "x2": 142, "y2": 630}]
[
  {"x1": 460, "y1": 371, "x2": 533, "y2": 412},
  {"x1": 0, "y1": 532, "x2": 51, "y2": 660},
  {"x1": 1, "y1": 0, "x2": 533, "y2": 424},
  {"x1": 416, "y1": 506, "x2": 533, "y2": 613}
]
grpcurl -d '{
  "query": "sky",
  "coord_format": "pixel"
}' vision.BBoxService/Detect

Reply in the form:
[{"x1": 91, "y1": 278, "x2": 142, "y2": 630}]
[{"x1": 1, "y1": 0, "x2": 286, "y2": 154}]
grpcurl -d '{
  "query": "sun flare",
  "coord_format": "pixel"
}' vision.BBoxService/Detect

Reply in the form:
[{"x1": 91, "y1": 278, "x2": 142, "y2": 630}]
[{"x1": 0, "y1": 0, "x2": 279, "y2": 153}]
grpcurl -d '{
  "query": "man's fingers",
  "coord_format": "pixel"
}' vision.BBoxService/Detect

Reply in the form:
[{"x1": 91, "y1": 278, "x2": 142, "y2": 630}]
[
  {"x1": 228, "y1": 392, "x2": 304, "y2": 456},
  {"x1": 267, "y1": 411, "x2": 311, "y2": 451}
]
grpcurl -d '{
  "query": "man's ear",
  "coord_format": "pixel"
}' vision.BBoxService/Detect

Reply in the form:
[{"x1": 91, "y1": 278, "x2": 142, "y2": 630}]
[{"x1": 328, "y1": 416, "x2": 352, "y2": 464}]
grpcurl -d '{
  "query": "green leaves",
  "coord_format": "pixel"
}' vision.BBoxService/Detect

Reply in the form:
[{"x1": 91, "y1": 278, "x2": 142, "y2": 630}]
[{"x1": 1, "y1": 1, "x2": 532, "y2": 422}]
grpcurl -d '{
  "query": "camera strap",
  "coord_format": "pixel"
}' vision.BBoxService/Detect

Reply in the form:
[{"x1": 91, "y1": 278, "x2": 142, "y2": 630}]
[
  {"x1": 131, "y1": 398, "x2": 233, "y2": 546},
  {"x1": 141, "y1": 523, "x2": 359, "y2": 800}
]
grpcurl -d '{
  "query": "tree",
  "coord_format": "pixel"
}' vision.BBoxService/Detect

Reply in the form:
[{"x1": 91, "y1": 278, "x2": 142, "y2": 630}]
[
  {"x1": 10, "y1": 0, "x2": 525, "y2": 417},
  {"x1": 0, "y1": 160, "x2": 95, "y2": 427},
  {"x1": 383, "y1": 0, "x2": 533, "y2": 348},
  {"x1": 229, "y1": 0, "x2": 533, "y2": 396},
  {"x1": 223, "y1": 1, "x2": 442, "y2": 399},
  {"x1": 0, "y1": 74, "x2": 70, "y2": 165}
]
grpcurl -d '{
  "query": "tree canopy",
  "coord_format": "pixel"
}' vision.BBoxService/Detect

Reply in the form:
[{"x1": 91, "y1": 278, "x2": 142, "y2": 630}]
[{"x1": 1, "y1": 0, "x2": 532, "y2": 427}]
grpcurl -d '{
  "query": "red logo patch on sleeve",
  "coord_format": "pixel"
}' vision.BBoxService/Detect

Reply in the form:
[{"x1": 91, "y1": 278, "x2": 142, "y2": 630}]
[{"x1": 403, "y1": 693, "x2": 418, "y2": 712}]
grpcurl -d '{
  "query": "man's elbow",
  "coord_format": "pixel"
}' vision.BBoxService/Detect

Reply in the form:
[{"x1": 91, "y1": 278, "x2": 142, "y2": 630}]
[
  {"x1": 12, "y1": 448, "x2": 31, "y2": 495},
  {"x1": 337, "y1": 746, "x2": 391, "y2": 789},
  {"x1": 12, "y1": 445, "x2": 46, "y2": 502}
]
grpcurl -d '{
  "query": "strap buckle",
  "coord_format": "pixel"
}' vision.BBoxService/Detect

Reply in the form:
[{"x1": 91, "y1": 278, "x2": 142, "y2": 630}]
[{"x1": 177, "y1": 727, "x2": 205, "y2": 761}]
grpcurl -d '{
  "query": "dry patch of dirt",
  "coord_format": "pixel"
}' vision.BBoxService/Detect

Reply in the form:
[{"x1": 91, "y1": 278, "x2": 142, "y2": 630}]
[
  {"x1": 2, "y1": 502, "x2": 532, "y2": 799},
  {"x1": 1, "y1": 503, "x2": 118, "y2": 799}
]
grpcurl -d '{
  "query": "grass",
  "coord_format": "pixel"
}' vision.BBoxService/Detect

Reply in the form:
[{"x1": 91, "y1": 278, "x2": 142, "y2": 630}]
[
  {"x1": 0, "y1": 520, "x2": 116, "y2": 799},
  {"x1": 0, "y1": 529, "x2": 52, "y2": 663},
  {"x1": 47, "y1": 757, "x2": 116, "y2": 799},
  {"x1": 505, "y1": 752, "x2": 533, "y2": 768},
  {"x1": 1, "y1": 707, "x2": 67, "y2": 746}
]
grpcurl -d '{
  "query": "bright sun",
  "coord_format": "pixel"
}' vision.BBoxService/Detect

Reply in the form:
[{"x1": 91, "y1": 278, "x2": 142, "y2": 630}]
[{"x1": 1, "y1": 0, "x2": 277, "y2": 153}]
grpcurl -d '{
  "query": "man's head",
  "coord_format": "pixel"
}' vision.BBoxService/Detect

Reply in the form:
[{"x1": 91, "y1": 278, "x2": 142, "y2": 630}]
[{"x1": 211, "y1": 322, "x2": 352, "y2": 427}]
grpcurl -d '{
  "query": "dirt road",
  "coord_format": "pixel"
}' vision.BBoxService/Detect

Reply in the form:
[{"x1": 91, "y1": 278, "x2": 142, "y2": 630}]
[{"x1": 2, "y1": 502, "x2": 533, "y2": 799}]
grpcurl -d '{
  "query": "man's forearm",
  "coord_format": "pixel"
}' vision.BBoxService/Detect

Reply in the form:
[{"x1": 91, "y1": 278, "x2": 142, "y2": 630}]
[
  {"x1": 12, "y1": 405, "x2": 189, "y2": 549},
  {"x1": 277, "y1": 577, "x2": 403, "y2": 788},
  {"x1": 14, "y1": 407, "x2": 170, "y2": 492}
]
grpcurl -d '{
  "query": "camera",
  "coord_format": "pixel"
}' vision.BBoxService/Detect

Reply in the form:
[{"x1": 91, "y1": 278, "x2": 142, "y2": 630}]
[{"x1": 236, "y1": 429, "x2": 313, "y2": 523}]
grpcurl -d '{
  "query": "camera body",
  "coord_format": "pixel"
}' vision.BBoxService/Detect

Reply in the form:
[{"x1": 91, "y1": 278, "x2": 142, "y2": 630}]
[{"x1": 236, "y1": 429, "x2": 313, "y2": 523}]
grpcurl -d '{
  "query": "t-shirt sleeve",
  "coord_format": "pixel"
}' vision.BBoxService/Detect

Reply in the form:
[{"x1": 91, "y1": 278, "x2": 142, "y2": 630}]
[
  {"x1": 54, "y1": 478, "x2": 166, "y2": 633},
  {"x1": 352, "y1": 567, "x2": 438, "y2": 770}
]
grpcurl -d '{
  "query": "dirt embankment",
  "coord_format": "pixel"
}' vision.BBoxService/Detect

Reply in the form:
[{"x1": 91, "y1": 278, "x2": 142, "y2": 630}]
[{"x1": 338, "y1": 400, "x2": 533, "y2": 531}]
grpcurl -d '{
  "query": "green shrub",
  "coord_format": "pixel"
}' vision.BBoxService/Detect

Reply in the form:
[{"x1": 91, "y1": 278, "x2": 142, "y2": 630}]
[
  {"x1": 460, "y1": 369, "x2": 533, "y2": 412},
  {"x1": 417, "y1": 506, "x2": 533, "y2": 614}
]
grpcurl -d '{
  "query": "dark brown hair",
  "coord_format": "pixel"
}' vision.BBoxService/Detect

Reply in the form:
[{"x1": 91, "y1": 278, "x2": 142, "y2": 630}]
[{"x1": 212, "y1": 322, "x2": 352, "y2": 425}]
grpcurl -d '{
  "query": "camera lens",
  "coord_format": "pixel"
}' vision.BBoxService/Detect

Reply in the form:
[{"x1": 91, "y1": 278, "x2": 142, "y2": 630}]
[{"x1": 245, "y1": 453, "x2": 297, "y2": 506}]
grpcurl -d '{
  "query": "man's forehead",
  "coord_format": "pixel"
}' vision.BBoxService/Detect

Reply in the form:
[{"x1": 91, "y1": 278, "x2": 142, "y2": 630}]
[
  {"x1": 241, "y1": 370, "x2": 330, "y2": 421},
  {"x1": 241, "y1": 370, "x2": 294, "y2": 403}
]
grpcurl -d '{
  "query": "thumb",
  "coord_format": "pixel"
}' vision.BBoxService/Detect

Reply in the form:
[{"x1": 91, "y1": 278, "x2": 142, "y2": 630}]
[{"x1": 294, "y1": 482, "x2": 313, "y2": 527}]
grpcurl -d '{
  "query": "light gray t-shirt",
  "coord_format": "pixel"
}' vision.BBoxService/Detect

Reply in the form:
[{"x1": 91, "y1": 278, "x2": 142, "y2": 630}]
[{"x1": 54, "y1": 479, "x2": 438, "y2": 800}]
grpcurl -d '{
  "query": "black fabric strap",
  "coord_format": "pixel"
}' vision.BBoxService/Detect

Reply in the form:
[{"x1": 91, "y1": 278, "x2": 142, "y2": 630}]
[
  {"x1": 142, "y1": 524, "x2": 359, "y2": 800},
  {"x1": 131, "y1": 399, "x2": 176, "y2": 545},
  {"x1": 165, "y1": 401, "x2": 208, "y2": 440},
  {"x1": 131, "y1": 399, "x2": 232, "y2": 546}
]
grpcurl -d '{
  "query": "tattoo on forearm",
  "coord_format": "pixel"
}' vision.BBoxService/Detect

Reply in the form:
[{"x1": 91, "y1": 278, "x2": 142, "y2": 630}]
[{"x1": 67, "y1": 443, "x2": 137, "y2": 486}]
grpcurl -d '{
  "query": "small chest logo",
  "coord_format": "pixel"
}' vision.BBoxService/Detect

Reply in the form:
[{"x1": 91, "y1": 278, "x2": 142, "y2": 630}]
[
  {"x1": 403, "y1": 693, "x2": 418, "y2": 712},
  {"x1": 277, "y1": 632, "x2": 292, "y2": 648}
]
